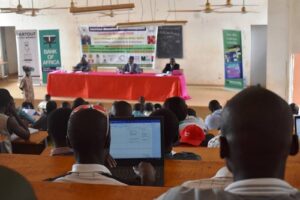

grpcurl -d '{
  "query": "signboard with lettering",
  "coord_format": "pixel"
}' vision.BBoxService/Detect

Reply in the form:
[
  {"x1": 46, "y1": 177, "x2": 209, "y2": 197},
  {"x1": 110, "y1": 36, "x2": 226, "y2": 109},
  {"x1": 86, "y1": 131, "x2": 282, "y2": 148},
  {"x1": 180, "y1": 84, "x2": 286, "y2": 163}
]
[{"x1": 39, "y1": 29, "x2": 61, "y2": 83}]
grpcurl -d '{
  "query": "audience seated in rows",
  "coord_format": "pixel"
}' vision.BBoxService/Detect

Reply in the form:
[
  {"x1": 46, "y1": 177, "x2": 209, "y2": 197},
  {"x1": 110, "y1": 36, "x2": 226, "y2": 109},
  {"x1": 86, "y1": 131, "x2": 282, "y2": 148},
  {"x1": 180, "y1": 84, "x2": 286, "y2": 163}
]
[
  {"x1": 157, "y1": 86, "x2": 300, "y2": 200},
  {"x1": 33, "y1": 100, "x2": 57, "y2": 131},
  {"x1": 110, "y1": 101, "x2": 132, "y2": 117},
  {"x1": 0, "y1": 89, "x2": 30, "y2": 153},
  {"x1": 132, "y1": 103, "x2": 145, "y2": 117},
  {"x1": 205, "y1": 100, "x2": 222, "y2": 130},
  {"x1": 37, "y1": 94, "x2": 51, "y2": 113},
  {"x1": 150, "y1": 108, "x2": 201, "y2": 160},
  {"x1": 0, "y1": 165, "x2": 36, "y2": 200},
  {"x1": 54, "y1": 105, "x2": 155, "y2": 186},
  {"x1": 48, "y1": 108, "x2": 73, "y2": 156}
]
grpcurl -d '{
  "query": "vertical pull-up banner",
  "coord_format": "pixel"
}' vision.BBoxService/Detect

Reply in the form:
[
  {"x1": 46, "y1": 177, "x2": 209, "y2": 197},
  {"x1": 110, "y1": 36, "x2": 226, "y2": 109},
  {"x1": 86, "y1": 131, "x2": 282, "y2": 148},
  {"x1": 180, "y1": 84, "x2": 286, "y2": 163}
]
[
  {"x1": 223, "y1": 30, "x2": 244, "y2": 89},
  {"x1": 16, "y1": 30, "x2": 41, "y2": 85},
  {"x1": 39, "y1": 29, "x2": 61, "y2": 84}
]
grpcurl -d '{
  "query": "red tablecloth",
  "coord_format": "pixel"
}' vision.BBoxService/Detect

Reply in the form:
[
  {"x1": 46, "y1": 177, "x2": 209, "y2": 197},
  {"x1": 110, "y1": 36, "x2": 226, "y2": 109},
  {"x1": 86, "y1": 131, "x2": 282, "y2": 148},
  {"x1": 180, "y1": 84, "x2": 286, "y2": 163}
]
[{"x1": 47, "y1": 71, "x2": 190, "y2": 101}]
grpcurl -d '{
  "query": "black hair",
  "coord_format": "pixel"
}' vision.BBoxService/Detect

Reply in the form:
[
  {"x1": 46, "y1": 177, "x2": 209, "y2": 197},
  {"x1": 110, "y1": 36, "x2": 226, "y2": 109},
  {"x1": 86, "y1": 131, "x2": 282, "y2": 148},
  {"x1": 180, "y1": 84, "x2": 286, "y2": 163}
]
[
  {"x1": 145, "y1": 102, "x2": 154, "y2": 112},
  {"x1": 290, "y1": 103, "x2": 299, "y2": 115},
  {"x1": 111, "y1": 101, "x2": 132, "y2": 117},
  {"x1": 62, "y1": 101, "x2": 71, "y2": 109},
  {"x1": 0, "y1": 89, "x2": 12, "y2": 108},
  {"x1": 46, "y1": 101, "x2": 57, "y2": 114},
  {"x1": 133, "y1": 103, "x2": 142, "y2": 111},
  {"x1": 208, "y1": 100, "x2": 222, "y2": 112},
  {"x1": 163, "y1": 96, "x2": 188, "y2": 121},
  {"x1": 154, "y1": 103, "x2": 162, "y2": 110},
  {"x1": 72, "y1": 97, "x2": 86, "y2": 110},
  {"x1": 187, "y1": 108, "x2": 197, "y2": 117}
]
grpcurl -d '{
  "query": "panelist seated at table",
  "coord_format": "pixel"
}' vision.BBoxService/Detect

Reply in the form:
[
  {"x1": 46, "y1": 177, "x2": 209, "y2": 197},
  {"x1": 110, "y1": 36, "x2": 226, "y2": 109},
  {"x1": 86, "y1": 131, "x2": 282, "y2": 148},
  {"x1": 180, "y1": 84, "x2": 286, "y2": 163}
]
[
  {"x1": 121, "y1": 56, "x2": 142, "y2": 74},
  {"x1": 74, "y1": 55, "x2": 91, "y2": 72},
  {"x1": 162, "y1": 58, "x2": 180, "y2": 74}
]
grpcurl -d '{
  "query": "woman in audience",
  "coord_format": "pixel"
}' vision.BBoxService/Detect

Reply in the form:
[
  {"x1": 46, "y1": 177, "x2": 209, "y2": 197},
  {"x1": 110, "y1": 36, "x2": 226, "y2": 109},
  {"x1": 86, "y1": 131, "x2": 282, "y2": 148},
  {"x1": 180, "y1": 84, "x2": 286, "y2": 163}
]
[
  {"x1": 0, "y1": 89, "x2": 30, "y2": 153},
  {"x1": 205, "y1": 100, "x2": 222, "y2": 130},
  {"x1": 48, "y1": 108, "x2": 73, "y2": 156},
  {"x1": 33, "y1": 101, "x2": 57, "y2": 131},
  {"x1": 150, "y1": 109, "x2": 201, "y2": 160}
]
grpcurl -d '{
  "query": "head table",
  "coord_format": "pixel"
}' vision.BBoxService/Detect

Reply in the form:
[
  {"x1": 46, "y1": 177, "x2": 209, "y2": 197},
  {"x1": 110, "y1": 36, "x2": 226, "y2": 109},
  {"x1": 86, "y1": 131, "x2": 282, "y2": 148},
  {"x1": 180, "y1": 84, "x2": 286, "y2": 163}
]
[{"x1": 47, "y1": 71, "x2": 190, "y2": 101}]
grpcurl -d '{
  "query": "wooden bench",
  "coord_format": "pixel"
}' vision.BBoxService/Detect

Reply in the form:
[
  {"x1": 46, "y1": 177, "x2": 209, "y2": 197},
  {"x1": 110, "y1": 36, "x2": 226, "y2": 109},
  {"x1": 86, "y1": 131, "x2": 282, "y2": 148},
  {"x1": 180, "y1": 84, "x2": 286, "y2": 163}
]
[
  {"x1": 0, "y1": 154, "x2": 299, "y2": 188},
  {"x1": 12, "y1": 131, "x2": 48, "y2": 154}
]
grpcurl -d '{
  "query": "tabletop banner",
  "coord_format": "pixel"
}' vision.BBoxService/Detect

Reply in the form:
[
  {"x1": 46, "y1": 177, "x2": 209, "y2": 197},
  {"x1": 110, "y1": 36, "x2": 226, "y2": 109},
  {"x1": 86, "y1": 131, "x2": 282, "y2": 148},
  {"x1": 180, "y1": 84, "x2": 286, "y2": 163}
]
[
  {"x1": 39, "y1": 29, "x2": 61, "y2": 83},
  {"x1": 223, "y1": 30, "x2": 244, "y2": 89},
  {"x1": 15, "y1": 30, "x2": 41, "y2": 84},
  {"x1": 79, "y1": 26, "x2": 158, "y2": 69}
]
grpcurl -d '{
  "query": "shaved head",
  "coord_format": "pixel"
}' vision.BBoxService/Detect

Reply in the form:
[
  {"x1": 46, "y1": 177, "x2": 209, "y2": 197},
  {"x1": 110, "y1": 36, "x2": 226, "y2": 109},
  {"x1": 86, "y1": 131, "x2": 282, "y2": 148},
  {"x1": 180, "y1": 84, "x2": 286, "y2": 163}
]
[{"x1": 220, "y1": 87, "x2": 297, "y2": 180}]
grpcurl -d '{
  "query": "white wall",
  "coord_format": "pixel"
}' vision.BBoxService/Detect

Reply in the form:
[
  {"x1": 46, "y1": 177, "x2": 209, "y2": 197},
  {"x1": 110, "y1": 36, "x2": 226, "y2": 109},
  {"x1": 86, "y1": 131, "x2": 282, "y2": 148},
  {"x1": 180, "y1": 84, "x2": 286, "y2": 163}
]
[{"x1": 0, "y1": 0, "x2": 267, "y2": 85}]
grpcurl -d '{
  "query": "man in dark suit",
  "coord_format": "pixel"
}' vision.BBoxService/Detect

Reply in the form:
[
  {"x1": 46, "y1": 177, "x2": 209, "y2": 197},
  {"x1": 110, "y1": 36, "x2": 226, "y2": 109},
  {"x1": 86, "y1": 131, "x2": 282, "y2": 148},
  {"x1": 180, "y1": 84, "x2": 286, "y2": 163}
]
[
  {"x1": 162, "y1": 58, "x2": 180, "y2": 73},
  {"x1": 122, "y1": 56, "x2": 141, "y2": 74}
]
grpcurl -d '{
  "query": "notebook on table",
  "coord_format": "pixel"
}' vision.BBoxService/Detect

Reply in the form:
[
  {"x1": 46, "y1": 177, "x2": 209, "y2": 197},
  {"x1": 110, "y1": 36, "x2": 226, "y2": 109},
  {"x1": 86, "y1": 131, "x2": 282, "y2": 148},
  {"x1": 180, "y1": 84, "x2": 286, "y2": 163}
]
[{"x1": 109, "y1": 117, "x2": 164, "y2": 186}]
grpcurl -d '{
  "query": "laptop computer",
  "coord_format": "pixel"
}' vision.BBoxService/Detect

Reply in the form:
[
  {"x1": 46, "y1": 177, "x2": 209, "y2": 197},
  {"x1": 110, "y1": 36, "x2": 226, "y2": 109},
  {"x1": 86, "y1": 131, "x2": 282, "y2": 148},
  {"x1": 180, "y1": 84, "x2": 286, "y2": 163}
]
[
  {"x1": 294, "y1": 115, "x2": 300, "y2": 138},
  {"x1": 109, "y1": 117, "x2": 164, "y2": 186}
]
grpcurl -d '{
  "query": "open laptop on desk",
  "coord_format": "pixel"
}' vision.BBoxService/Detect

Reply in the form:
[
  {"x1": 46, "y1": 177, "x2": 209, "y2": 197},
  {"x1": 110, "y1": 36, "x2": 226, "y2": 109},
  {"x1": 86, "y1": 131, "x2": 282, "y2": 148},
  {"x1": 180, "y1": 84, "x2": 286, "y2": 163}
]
[{"x1": 109, "y1": 117, "x2": 164, "y2": 186}]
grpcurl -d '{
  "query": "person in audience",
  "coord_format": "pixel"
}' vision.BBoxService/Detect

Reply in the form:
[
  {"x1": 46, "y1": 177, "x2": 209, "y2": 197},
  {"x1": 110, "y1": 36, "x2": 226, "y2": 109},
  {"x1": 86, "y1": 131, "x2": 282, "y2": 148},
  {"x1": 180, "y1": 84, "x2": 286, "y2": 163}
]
[
  {"x1": 154, "y1": 103, "x2": 162, "y2": 110},
  {"x1": 110, "y1": 101, "x2": 132, "y2": 117},
  {"x1": 54, "y1": 105, "x2": 156, "y2": 185},
  {"x1": 0, "y1": 165, "x2": 37, "y2": 200},
  {"x1": 0, "y1": 89, "x2": 30, "y2": 153},
  {"x1": 48, "y1": 108, "x2": 73, "y2": 156},
  {"x1": 144, "y1": 102, "x2": 154, "y2": 116},
  {"x1": 162, "y1": 58, "x2": 180, "y2": 73},
  {"x1": 205, "y1": 100, "x2": 222, "y2": 130},
  {"x1": 38, "y1": 94, "x2": 51, "y2": 113},
  {"x1": 122, "y1": 56, "x2": 141, "y2": 74},
  {"x1": 21, "y1": 101, "x2": 39, "y2": 118},
  {"x1": 62, "y1": 101, "x2": 71, "y2": 109},
  {"x1": 157, "y1": 86, "x2": 300, "y2": 200},
  {"x1": 290, "y1": 103, "x2": 299, "y2": 115},
  {"x1": 179, "y1": 125, "x2": 205, "y2": 147},
  {"x1": 15, "y1": 103, "x2": 36, "y2": 125},
  {"x1": 207, "y1": 133, "x2": 221, "y2": 148},
  {"x1": 150, "y1": 109, "x2": 201, "y2": 160},
  {"x1": 132, "y1": 103, "x2": 145, "y2": 117},
  {"x1": 164, "y1": 97, "x2": 206, "y2": 132},
  {"x1": 19, "y1": 66, "x2": 34, "y2": 104},
  {"x1": 33, "y1": 100, "x2": 57, "y2": 131},
  {"x1": 72, "y1": 97, "x2": 86, "y2": 110}
]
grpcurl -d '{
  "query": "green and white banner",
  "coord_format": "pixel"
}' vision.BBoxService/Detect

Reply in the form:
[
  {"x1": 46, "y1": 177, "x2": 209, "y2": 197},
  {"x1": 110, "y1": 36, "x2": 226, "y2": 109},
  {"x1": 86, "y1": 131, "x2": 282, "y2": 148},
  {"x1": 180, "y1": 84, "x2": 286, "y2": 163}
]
[
  {"x1": 39, "y1": 29, "x2": 61, "y2": 83},
  {"x1": 79, "y1": 26, "x2": 158, "y2": 68},
  {"x1": 223, "y1": 30, "x2": 244, "y2": 89}
]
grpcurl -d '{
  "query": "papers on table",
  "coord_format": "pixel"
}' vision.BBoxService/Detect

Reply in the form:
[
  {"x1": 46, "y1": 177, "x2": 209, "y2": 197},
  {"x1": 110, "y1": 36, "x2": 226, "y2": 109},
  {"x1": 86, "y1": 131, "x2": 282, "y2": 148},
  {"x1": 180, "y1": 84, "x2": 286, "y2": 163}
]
[{"x1": 155, "y1": 73, "x2": 171, "y2": 77}]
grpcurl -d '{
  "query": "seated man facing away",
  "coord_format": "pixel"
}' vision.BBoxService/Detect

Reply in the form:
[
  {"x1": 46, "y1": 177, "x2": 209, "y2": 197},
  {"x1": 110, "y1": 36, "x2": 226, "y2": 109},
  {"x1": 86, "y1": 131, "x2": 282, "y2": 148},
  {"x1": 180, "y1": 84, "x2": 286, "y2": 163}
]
[
  {"x1": 157, "y1": 86, "x2": 300, "y2": 200},
  {"x1": 205, "y1": 100, "x2": 222, "y2": 130},
  {"x1": 54, "y1": 105, "x2": 155, "y2": 185},
  {"x1": 110, "y1": 101, "x2": 133, "y2": 117},
  {"x1": 37, "y1": 94, "x2": 51, "y2": 113},
  {"x1": 150, "y1": 109, "x2": 201, "y2": 160},
  {"x1": 33, "y1": 100, "x2": 57, "y2": 131},
  {"x1": 48, "y1": 108, "x2": 73, "y2": 156}
]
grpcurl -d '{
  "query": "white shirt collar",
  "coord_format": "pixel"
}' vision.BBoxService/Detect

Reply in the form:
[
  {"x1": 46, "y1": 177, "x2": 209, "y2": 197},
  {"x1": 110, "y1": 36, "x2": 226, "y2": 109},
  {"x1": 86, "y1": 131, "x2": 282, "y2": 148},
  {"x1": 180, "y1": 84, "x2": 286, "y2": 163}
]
[
  {"x1": 71, "y1": 164, "x2": 112, "y2": 175},
  {"x1": 225, "y1": 178, "x2": 298, "y2": 196}
]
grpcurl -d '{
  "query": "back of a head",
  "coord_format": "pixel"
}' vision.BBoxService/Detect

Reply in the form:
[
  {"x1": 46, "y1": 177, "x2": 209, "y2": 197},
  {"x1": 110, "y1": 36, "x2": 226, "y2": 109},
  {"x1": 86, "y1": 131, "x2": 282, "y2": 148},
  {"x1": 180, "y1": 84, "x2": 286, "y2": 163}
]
[
  {"x1": 187, "y1": 108, "x2": 197, "y2": 117},
  {"x1": 72, "y1": 97, "x2": 86, "y2": 110},
  {"x1": 145, "y1": 102, "x2": 154, "y2": 112},
  {"x1": 133, "y1": 103, "x2": 142, "y2": 111},
  {"x1": 290, "y1": 103, "x2": 299, "y2": 115},
  {"x1": 163, "y1": 97, "x2": 187, "y2": 121},
  {"x1": 150, "y1": 108, "x2": 179, "y2": 153},
  {"x1": 208, "y1": 100, "x2": 222, "y2": 112},
  {"x1": 0, "y1": 89, "x2": 12, "y2": 109},
  {"x1": 45, "y1": 94, "x2": 51, "y2": 101},
  {"x1": 48, "y1": 108, "x2": 72, "y2": 148},
  {"x1": 154, "y1": 103, "x2": 162, "y2": 110},
  {"x1": 62, "y1": 101, "x2": 71, "y2": 109},
  {"x1": 111, "y1": 101, "x2": 132, "y2": 117},
  {"x1": 68, "y1": 108, "x2": 108, "y2": 156},
  {"x1": 0, "y1": 166, "x2": 36, "y2": 200},
  {"x1": 221, "y1": 87, "x2": 295, "y2": 178},
  {"x1": 46, "y1": 101, "x2": 57, "y2": 114}
]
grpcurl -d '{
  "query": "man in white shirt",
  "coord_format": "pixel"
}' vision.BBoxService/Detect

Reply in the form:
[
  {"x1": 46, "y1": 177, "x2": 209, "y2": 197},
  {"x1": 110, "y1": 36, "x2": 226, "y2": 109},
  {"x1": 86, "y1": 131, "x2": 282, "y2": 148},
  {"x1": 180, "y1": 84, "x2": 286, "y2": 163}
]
[
  {"x1": 205, "y1": 100, "x2": 222, "y2": 130},
  {"x1": 157, "y1": 86, "x2": 300, "y2": 200},
  {"x1": 54, "y1": 105, "x2": 155, "y2": 185},
  {"x1": 37, "y1": 94, "x2": 51, "y2": 113}
]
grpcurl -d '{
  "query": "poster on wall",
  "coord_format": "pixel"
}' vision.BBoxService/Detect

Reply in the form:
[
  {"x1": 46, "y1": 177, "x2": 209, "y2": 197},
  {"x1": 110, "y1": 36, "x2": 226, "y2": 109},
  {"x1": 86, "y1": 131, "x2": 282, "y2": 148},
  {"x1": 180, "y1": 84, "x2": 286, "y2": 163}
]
[
  {"x1": 223, "y1": 30, "x2": 244, "y2": 89},
  {"x1": 79, "y1": 26, "x2": 158, "y2": 69},
  {"x1": 39, "y1": 29, "x2": 61, "y2": 83},
  {"x1": 15, "y1": 30, "x2": 41, "y2": 84}
]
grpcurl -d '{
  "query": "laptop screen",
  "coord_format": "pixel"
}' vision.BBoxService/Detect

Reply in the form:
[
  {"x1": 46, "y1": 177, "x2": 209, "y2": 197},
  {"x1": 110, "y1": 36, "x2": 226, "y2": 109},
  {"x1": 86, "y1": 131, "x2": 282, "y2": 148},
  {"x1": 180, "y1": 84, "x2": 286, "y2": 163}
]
[
  {"x1": 295, "y1": 116, "x2": 300, "y2": 137},
  {"x1": 109, "y1": 117, "x2": 162, "y2": 159}
]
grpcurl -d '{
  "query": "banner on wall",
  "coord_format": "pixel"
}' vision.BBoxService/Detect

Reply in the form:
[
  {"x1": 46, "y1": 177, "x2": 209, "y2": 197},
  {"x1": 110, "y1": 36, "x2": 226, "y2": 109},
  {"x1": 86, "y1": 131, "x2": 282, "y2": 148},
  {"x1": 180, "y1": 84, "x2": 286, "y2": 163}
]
[
  {"x1": 16, "y1": 30, "x2": 41, "y2": 84},
  {"x1": 223, "y1": 30, "x2": 244, "y2": 89},
  {"x1": 39, "y1": 29, "x2": 61, "y2": 83},
  {"x1": 79, "y1": 26, "x2": 158, "y2": 68}
]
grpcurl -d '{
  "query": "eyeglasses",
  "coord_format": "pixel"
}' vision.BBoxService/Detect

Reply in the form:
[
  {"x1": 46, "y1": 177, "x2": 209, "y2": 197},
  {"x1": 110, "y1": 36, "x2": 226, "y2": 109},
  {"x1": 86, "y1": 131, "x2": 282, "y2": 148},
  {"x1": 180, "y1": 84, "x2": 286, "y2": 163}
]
[{"x1": 71, "y1": 104, "x2": 109, "y2": 136}]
